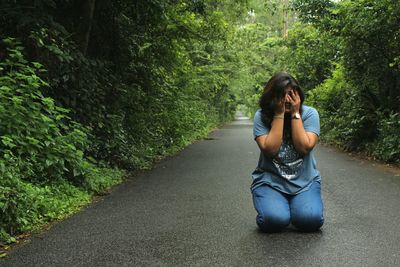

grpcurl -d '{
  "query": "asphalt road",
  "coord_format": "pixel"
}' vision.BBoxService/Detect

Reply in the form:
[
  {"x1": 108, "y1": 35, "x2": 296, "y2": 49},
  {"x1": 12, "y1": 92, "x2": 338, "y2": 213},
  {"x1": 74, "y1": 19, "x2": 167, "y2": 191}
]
[{"x1": 2, "y1": 114, "x2": 400, "y2": 267}]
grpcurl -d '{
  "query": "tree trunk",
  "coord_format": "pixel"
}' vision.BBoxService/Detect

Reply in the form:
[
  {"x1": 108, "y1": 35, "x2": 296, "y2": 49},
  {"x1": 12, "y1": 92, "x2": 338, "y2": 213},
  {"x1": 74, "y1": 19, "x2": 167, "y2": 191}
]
[
  {"x1": 77, "y1": 0, "x2": 96, "y2": 55},
  {"x1": 282, "y1": 0, "x2": 288, "y2": 38}
]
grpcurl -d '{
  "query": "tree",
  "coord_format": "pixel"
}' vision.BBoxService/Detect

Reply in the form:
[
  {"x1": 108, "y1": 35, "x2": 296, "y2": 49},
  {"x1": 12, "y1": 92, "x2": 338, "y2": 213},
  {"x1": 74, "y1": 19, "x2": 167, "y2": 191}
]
[{"x1": 76, "y1": 0, "x2": 96, "y2": 55}]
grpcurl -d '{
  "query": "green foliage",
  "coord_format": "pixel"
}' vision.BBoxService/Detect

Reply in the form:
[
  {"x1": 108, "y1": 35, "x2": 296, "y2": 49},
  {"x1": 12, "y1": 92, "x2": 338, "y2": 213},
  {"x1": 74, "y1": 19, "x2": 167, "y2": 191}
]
[
  {"x1": 0, "y1": 158, "x2": 123, "y2": 244},
  {"x1": 0, "y1": 38, "x2": 88, "y2": 184},
  {"x1": 291, "y1": 0, "x2": 334, "y2": 25},
  {"x1": 307, "y1": 64, "x2": 377, "y2": 150},
  {"x1": 367, "y1": 112, "x2": 400, "y2": 163},
  {"x1": 0, "y1": 1, "x2": 249, "y2": 244},
  {"x1": 229, "y1": 22, "x2": 286, "y2": 117},
  {"x1": 80, "y1": 163, "x2": 125, "y2": 195},
  {"x1": 0, "y1": 1, "x2": 243, "y2": 171},
  {"x1": 0, "y1": 167, "x2": 90, "y2": 243},
  {"x1": 283, "y1": 23, "x2": 337, "y2": 90},
  {"x1": 294, "y1": 0, "x2": 399, "y2": 163},
  {"x1": 334, "y1": 0, "x2": 400, "y2": 112},
  {"x1": 307, "y1": 63, "x2": 399, "y2": 162},
  {"x1": 232, "y1": 0, "x2": 337, "y2": 116},
  {"x1": 0, "y1": 38, "x2": 124, "y2": 243}
]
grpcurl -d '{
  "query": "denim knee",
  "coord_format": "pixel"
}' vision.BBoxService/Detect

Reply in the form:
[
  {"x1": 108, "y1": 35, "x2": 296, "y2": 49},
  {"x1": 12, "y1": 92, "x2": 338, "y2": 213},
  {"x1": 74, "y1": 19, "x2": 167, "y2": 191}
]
[
  {"x1": 291, "y1": 210, "x2": 324, "y2": 232},
  {"x1": 256, "y1": 213, "x2": 290, "y2": 233}
]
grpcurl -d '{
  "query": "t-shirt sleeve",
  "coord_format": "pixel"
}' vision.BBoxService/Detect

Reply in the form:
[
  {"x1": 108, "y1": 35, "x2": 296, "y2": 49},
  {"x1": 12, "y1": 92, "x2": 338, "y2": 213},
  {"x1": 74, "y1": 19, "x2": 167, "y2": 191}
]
[
  {"x1": 303, "y1": 107, "x2": 320, "y2": 136},
  {"x1": 253, "y1": 110, "x2": 269, "y2": 139}
]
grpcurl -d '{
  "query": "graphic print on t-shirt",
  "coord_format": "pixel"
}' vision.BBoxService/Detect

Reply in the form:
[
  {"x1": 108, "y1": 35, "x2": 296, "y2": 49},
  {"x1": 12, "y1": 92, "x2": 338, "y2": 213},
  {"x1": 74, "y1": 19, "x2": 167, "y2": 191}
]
[{"x1": 272, "y1": 138, "x2": 303, "y2": 180}]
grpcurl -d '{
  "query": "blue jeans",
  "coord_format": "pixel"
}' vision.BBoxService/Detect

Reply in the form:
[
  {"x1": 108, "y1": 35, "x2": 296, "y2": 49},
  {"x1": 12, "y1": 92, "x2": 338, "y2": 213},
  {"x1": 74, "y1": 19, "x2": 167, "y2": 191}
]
[{"x1": 252, "y1": 180, "x2": 324, "y2": 232}]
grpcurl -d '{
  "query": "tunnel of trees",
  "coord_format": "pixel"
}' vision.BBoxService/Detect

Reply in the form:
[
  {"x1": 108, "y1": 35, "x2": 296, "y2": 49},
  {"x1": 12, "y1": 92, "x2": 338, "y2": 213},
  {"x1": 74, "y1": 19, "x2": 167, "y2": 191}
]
[{"x1": 0, "y1": 0, "x2": 399, "y2": 246}]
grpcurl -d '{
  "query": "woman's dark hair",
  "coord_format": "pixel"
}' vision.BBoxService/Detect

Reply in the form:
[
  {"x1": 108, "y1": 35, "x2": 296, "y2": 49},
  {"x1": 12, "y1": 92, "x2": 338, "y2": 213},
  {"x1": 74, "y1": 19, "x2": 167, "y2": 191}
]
[{"x1": 259, "y1": 72, "x2": 305, "y2": 134}]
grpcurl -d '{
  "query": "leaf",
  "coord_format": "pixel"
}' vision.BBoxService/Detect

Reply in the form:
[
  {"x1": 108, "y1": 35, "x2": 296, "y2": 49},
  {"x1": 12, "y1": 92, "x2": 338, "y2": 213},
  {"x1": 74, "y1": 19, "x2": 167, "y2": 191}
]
[{"x1": 138, "y1": 43, "x2": 152, "y2": 56}]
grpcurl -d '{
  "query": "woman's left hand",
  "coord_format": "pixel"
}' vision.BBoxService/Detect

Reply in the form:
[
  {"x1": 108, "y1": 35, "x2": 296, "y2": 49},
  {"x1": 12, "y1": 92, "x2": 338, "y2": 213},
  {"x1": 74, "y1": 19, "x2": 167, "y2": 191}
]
[{"x1": 286, "y1": 90, "x2": 301, "y2": 114}]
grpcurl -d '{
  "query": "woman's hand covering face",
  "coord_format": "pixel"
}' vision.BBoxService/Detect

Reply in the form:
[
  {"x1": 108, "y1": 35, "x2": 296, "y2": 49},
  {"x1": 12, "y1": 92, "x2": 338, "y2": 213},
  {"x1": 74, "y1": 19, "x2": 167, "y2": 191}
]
[
  {"x1": 274, "y1": 96, "x2": 286, "y2": 115},
  {"x1": 286, "y1": 90, "x2": 301, "y2": 114}
]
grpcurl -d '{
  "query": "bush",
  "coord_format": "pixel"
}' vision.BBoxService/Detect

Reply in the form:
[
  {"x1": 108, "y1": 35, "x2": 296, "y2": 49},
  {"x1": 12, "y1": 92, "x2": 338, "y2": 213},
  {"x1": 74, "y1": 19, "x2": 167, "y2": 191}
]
[
  {"x1": 0, "y1": 159, "x2": 90, "y2": 243},
  {"x1": 299, "y1": 1, "x2": 400, "y2": 164},
  {"x1": 0, "y1": 38, "x2": 89, "y2": 184},
  {"x1": 366, "y1": 112, "x2": 400, "y2": 163},
  {"x1": 307, "y1": 63, "x2": 377, "y2": 150},
  {"x1": 307, "y1": 62, "x2": 399, "y2": 163},
  {"x1": 0, "y1": 38, "x2": 124, "y2": 243},
  {"x1": 335, "y1": 0, "x2": 400, "y2": 112},
  {"x1": 80, "y1": 162, "x2": 124, "y2": 195}
]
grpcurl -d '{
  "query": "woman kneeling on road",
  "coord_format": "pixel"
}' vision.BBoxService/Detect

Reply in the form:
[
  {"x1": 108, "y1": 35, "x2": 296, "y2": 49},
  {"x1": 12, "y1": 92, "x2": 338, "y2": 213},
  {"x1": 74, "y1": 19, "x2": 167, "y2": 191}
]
[{"x1": 251, "y1": 72, "x2": 324, "y2": 233}]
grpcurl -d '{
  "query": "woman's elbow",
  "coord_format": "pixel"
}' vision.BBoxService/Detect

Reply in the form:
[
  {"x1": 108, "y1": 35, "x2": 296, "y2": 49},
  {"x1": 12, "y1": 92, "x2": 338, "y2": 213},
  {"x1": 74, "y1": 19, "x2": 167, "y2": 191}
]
[
  {"x1": 297, "y1": 148, "x2": 310, "y2": 156},
  {"x1": 260, "y1": 146, "x2": 280, "y2": 158},
  {"x1": 297, "y1": 144, "x2": 315, "y2": 156}
]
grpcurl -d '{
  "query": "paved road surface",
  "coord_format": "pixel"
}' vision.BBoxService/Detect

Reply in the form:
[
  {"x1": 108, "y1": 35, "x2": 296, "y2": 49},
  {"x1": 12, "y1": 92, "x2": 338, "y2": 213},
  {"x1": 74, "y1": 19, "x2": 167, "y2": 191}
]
[{"x1": 2, "y1": 114, "x2": 400, "y2": 266}]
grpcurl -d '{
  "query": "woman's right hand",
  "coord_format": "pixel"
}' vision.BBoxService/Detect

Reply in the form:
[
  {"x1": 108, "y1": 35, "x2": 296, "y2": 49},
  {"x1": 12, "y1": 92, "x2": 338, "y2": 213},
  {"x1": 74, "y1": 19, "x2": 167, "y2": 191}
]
[{"x1": 274, "y1": 95, "x2": 286, "y2": 116}]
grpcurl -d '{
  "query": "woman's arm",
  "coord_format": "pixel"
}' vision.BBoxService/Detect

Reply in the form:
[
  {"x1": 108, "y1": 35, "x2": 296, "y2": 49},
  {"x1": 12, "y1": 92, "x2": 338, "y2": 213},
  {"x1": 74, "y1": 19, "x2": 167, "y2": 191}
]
[
  {"x1": 255, "y1": 97, "x2": 286, "y2": 157},
  {"x1": 256, "y1": 117, "x2": 284, "y2": 157},
  {"x1": 287, "y1": 90, "x2": 318, "y2": 156},
  {"x1": 290, "y1": 118, "x2": 318, "y2": 156}
]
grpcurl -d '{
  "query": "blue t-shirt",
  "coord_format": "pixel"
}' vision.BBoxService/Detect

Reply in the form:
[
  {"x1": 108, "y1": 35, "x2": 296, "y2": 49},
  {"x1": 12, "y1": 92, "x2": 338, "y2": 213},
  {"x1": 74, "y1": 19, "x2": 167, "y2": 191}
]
[{"x1": 251, "y1": 105, "x2": 321, "y2": 195}]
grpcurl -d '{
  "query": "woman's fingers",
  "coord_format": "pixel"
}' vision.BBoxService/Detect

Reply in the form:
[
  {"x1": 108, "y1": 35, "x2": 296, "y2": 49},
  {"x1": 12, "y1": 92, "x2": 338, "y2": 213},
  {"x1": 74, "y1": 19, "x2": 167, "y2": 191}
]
[
  {"x1": 288, "y1": 90, "x2": 300, "y2": 103},
  {"x1": 293, "y1": 90, "x2": 299, "y2": 100},
  {"x1": 286, "y1": 94, "x2": 293, "y2": 103}
]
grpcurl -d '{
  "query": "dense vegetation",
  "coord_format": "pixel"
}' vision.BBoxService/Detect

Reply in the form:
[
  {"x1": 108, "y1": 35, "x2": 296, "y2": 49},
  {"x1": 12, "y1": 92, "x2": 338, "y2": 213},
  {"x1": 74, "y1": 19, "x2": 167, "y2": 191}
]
[
  {"x1": 0, "y1": 0, "x2": 247, "y2": 245},
  {"x1": 1, "y1": 0, "x2": 399, "y2": 247},
  {"x1": 239, "y1": 0, "x2": 400, "y2": 163}
]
